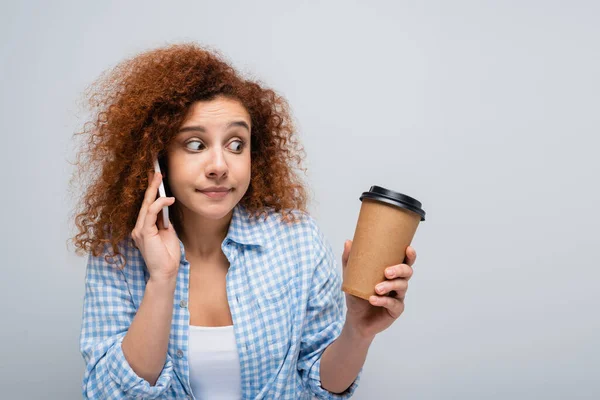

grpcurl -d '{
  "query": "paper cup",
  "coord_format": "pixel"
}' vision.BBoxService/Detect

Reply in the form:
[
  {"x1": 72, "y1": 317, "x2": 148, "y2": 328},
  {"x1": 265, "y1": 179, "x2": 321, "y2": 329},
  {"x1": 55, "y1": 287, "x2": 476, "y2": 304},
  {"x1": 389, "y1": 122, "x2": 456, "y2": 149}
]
[{"x1": 342, "y1": 186, "x2": 426, "y2": 301}]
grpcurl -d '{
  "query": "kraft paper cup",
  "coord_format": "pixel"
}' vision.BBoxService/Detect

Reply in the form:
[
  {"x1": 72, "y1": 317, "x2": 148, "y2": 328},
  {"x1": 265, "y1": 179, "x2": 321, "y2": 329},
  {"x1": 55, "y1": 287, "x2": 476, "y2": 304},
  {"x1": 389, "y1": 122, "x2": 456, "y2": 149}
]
[{"x1": 342, "y1": 186, "x2": 426, "y2": 301}]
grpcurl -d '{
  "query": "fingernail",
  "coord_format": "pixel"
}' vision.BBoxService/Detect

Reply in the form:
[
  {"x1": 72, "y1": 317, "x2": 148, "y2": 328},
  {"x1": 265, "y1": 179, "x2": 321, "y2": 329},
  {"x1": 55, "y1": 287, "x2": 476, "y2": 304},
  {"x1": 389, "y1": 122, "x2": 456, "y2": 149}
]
[
  {"x1": 376, "y1": 283, "x2": 385, "y2": 293},
  {"x1": 386, "y1": 268, "x2": 394, "y2": 278}
]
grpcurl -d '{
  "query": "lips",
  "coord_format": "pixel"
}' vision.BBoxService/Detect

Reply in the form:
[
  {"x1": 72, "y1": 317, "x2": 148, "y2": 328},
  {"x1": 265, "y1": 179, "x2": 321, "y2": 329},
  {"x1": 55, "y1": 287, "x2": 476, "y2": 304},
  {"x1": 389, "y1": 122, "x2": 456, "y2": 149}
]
[
  {"x1": 196, "y1": 189, "x2": 231, "y2": 199},
  {"x1": 197, "y1": 187, "x2": 231, "y2": 192},
  {"x1": 196, "y1": 188, "x2": 231, "y2": 193}
]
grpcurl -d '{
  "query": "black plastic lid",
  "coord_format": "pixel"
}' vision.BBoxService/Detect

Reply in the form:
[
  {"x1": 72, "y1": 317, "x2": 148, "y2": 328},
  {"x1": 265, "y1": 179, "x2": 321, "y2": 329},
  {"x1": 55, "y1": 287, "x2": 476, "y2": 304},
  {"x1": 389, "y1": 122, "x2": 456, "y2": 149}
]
[{"x1": 359, "y1": 186, "x2": 426, "y2": 221}]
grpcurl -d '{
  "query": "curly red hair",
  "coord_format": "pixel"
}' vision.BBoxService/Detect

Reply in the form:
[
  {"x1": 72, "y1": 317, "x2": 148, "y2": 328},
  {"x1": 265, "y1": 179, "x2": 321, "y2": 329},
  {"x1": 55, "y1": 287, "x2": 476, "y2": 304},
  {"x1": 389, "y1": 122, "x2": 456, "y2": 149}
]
[{"x1": 68, "y1": 42, "x2": 310, "y2": 268}]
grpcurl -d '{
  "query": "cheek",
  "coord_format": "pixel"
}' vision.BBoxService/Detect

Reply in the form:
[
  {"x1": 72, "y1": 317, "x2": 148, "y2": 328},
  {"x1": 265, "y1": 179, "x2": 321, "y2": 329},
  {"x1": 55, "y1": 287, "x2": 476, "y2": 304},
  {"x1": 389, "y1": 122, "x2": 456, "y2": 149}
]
[
  {"x1": 232, "y1": 159, "x2": 252, "y2": 192},
  {"x1": 164, "y1": 162, "x2": 195, "y2": 195},
  {"x1": 232, "y1": 156, "x2": 251, "y2": 176}
]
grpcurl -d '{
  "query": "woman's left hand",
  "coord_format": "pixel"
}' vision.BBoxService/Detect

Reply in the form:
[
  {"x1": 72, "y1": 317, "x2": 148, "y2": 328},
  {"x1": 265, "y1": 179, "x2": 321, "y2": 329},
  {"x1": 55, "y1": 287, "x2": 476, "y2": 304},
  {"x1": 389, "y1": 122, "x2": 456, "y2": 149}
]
[{"x1": 342, "y1": 240, "x2": 417, "y2": 340}]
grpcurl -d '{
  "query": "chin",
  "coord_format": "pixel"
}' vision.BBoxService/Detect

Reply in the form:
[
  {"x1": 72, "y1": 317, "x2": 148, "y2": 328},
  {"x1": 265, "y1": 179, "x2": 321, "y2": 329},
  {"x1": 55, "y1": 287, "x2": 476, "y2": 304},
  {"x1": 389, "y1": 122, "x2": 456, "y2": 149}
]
[
  {"x1": 178, "y1": 187, "x2": 248, "y2": 219},
  {"x1": 194, "y1": 194, "x2": 241, "y2": 219},
  {"x1": 193, "y1": 204, "x2": 235, "y2": 220}
]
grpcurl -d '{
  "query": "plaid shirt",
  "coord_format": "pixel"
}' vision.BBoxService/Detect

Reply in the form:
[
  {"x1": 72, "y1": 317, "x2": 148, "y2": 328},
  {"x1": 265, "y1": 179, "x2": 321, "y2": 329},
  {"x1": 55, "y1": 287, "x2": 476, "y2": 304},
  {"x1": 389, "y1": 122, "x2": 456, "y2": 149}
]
[{"x1": 79, "y1": 204, "x2": 362, "y2": 399}]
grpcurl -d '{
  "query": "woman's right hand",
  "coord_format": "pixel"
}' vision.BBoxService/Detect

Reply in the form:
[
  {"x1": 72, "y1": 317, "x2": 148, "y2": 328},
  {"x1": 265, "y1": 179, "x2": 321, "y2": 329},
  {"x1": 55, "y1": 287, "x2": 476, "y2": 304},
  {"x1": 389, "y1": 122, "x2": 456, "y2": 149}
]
[{"x1": 131, "y1": 170, "x2": 181, "y2": 283}]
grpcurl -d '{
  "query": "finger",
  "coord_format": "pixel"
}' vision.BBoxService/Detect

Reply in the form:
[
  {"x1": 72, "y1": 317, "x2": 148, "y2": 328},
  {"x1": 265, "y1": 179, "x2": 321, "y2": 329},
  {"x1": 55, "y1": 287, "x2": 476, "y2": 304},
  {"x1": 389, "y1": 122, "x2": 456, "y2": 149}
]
[
  {"x1": 156, "y1": 204, "x2": 173, "y2": 231},
  {"x1": 143, "y1": 197, "x2": 175, "y2": 231},
  {"x1": 143, "y1": 170, "x2": 162, "y2": 207},
  {"x1": 369, "y1": 295, "x2": 405, "y2": 318},
  {"x1": 375, "y1": 278, "x2": 408, "y2": 296},
  {"x1": 385, "y1": 263, "x2": 413, "y2": 280},
  {"x1": 157, "y1": 207, "x2": 165, "y2": 230},
  {"x1": 404, "y1": 246, "x2": 417, "y2": 266},
  {"x1": 342, "y1": 240, "x2": 352, "y2": 268},
  {"x1": 134, "y1": 171, "x2": 162, "y2": 231}
]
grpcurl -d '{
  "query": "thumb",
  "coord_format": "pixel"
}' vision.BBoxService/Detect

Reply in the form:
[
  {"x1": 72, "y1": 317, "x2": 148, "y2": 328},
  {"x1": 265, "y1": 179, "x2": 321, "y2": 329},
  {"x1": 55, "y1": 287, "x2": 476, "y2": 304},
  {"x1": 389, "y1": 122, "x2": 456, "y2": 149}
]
[{"x1": 342, "y1": 239, "x2": 352, "y2": 268}]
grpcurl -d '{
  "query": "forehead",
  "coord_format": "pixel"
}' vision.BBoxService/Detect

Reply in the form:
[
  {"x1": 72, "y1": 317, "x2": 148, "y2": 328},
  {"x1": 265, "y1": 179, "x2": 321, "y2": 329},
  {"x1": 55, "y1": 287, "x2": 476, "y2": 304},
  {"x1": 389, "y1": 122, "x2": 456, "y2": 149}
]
[{"x1": 182, "y1": 96, "x2": 251, "y2": 126}]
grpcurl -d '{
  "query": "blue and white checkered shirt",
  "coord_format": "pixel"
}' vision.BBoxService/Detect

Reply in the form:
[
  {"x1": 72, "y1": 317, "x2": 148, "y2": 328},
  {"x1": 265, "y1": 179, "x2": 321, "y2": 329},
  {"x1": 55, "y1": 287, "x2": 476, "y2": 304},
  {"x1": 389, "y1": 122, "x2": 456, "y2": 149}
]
[{"x1": 79, "y1": 204, "x2": 363, "y2": 399}]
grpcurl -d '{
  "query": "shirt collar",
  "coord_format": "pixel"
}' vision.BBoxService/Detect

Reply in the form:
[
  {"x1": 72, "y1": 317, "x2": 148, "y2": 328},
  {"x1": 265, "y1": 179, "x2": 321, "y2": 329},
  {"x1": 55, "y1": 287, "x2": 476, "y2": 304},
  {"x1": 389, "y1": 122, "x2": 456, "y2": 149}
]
[{"x1": 225, "y1": 203, "x2": 269, "y2": 248}]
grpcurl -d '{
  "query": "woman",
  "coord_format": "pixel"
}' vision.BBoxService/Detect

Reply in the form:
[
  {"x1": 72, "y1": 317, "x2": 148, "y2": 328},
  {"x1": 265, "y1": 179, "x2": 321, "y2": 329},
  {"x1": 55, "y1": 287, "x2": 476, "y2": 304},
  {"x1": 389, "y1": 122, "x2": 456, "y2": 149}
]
[{"x1": 70, "y1": 42, "x2": 417, "y2": 399}]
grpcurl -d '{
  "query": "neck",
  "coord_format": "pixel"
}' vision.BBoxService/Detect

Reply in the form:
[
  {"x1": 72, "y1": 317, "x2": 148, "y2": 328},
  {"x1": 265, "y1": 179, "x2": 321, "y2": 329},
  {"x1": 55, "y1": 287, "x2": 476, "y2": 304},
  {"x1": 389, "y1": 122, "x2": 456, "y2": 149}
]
[{"x1": 177, "y1": 205, "x2": 234, "y2": 261}]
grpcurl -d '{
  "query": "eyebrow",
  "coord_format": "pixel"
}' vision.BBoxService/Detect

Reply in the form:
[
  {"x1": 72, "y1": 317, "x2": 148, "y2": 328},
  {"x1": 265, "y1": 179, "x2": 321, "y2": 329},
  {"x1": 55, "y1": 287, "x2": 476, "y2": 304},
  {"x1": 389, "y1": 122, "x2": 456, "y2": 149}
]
[{"x1": 178, "y1": 120, "x2": 250, "y2": 134}]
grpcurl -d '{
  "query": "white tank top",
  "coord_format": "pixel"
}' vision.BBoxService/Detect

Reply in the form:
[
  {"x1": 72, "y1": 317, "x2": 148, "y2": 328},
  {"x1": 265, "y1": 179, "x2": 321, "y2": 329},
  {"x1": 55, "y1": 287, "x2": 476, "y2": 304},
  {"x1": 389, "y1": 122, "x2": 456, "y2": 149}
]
[{"x1": 188, "y1": 324, "x2": 242, "y2": 399}]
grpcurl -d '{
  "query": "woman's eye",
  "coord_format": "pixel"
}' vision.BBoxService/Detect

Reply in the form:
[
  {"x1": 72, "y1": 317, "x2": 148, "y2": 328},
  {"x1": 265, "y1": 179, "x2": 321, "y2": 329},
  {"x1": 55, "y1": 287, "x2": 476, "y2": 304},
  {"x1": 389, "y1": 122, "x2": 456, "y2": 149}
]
[
  {"x1": 185, "y1": 141, "x2": 205, "y2": 151},
  {"x1": 229, "y1": 140, "x2": 245, "y2": 152},
  {"x1": 185, "y1": 139, "x2": 245, "y2": 152}
]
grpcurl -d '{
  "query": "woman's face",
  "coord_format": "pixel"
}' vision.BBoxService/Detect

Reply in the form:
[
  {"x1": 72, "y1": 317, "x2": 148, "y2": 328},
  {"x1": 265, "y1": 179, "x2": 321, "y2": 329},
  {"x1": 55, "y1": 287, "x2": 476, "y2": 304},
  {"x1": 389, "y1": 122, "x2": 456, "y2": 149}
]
[{"x1": 166, "y1": 95, "x2": 252, "y2": 220}]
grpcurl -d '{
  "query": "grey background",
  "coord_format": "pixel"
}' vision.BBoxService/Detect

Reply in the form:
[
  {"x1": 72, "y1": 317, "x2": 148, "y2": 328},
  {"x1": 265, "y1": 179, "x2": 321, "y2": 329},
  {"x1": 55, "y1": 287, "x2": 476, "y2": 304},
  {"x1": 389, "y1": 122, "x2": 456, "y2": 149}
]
[{"x1": 1, "y1": 0, "x2": 598, "y2": 399}]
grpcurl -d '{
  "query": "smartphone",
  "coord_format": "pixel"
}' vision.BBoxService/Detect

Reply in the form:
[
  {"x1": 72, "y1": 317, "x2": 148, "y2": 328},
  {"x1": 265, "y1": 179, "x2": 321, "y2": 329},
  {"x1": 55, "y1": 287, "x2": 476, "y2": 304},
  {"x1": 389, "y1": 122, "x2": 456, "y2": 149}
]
[{"x1": 153, "y1": 158, "x2": 170, "y2": 229}]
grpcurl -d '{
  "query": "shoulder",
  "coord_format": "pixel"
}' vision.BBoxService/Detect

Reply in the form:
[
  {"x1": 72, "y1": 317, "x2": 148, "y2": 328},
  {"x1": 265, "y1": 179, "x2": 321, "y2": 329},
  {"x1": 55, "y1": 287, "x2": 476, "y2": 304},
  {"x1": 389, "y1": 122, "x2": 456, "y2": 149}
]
[
  {"x1": 258, "y1": 207, "x2": 322, "y2": 241},
  {"x1": 85, "y1": 235, "x2": 149, "y2": 308},
  {"x1": 87, "y1": 234, "x2": 147, "y2": 278},
  {"x1": 253, "y1": 207, "x2": 330, "y2": 260}
]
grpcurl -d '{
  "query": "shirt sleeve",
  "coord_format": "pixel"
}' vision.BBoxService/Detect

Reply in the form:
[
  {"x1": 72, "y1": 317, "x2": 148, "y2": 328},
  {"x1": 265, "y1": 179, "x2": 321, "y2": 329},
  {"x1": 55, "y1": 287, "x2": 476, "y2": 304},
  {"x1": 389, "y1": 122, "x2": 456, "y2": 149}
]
[
  {"x1": 297, "y1": 222, "x2": 363, "y2": 399},
  {"x1": 79, "y1": 248, "x2": 174, "y2": 399}
]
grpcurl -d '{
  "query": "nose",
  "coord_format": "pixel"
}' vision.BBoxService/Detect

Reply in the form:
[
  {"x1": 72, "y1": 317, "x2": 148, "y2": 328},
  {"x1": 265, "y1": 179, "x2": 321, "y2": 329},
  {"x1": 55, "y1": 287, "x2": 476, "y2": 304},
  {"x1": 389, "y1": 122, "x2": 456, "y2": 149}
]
[{"x1": 205, "y1": 146, "x2": 228, "y2": 180}]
